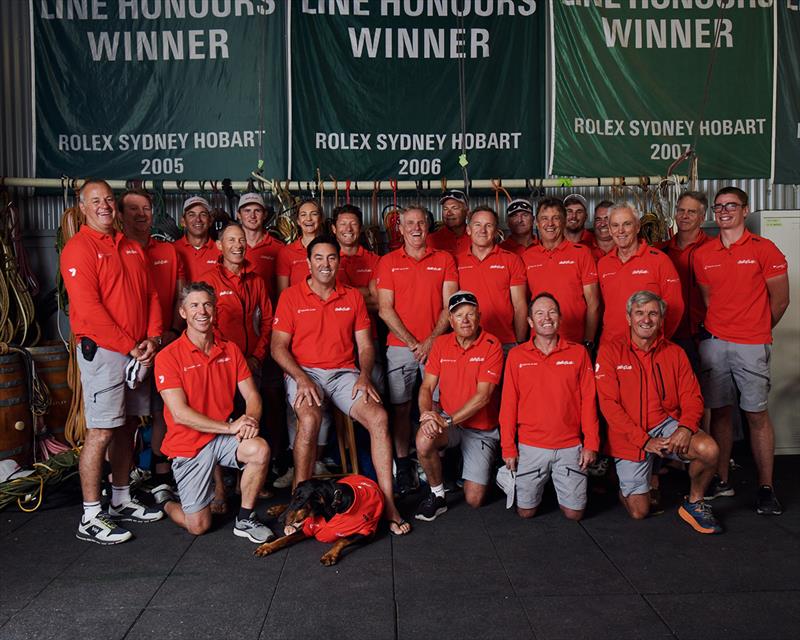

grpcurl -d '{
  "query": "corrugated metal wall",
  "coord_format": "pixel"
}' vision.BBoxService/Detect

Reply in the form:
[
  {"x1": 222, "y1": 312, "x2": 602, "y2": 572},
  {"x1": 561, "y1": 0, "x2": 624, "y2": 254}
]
[{"x1": 3, "y1": 0, "x2": 799, "y2": 235}]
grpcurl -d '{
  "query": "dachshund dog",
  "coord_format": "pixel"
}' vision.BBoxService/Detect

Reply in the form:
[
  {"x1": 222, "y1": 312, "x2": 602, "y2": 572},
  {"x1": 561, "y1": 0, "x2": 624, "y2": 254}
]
[{"x1": 255, "y1": 475, "x2": 384, "y2": 566}]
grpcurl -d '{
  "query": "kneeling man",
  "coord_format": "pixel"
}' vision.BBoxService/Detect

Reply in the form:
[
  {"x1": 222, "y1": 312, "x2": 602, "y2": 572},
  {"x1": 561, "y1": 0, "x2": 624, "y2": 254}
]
[
  {"x1": 271, "y1": 235, "x2": 411, "y2": 536},
  {"x1": 500, "y1": 293, "x2": 599, "y2": 521},
  {"x1": 154, "y1": 282, "x2": 274, "y2": 543},
  {"x1": 415, "y1": 291, "x2": 504, "y2": 521},
  {"x1": 595, "y1": 290, "x2": 722, "y2": 533}
]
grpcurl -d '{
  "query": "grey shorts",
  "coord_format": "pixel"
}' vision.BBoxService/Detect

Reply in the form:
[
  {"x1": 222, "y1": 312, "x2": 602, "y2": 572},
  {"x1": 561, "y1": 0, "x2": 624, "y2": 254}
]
[
  {"x1": 699, "y1": 337, "x2": 771, "y2": 412},
  {"x1": 516, "y1": 444, "x2": 587, "y2": 511},
  {"x1": 615, "y1": 417, "x2": 684, "y2": 497},
  {"x1": 445, "y1": 425, "x2": 499, "y2": 486},
  {"x1": 386, "y1": 346, "x2": 425, "y2": 404},
  {"x1": 171, "y1": 434, "x2": 244, "y2": 514},
  {"x1": 285, "y1": 367, "x2": 363, "y2": 418},
  {"x1": 76, "y1": 346, "x2": 150, "y2": 428}
]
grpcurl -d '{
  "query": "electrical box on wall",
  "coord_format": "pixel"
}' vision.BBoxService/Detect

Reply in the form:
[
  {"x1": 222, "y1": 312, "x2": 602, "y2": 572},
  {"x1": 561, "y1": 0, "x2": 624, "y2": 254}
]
[{"x1": 760, "y1": 210, "x2": 800, "y2": 455}]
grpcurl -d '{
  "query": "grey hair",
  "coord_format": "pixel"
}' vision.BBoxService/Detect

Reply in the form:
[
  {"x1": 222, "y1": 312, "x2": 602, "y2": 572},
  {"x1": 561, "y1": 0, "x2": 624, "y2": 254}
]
[
  {"x1": 609, "y1": 201, "x2": 641, "y2": 220},
  {"x1": 78, "y1": 179, "x2": 113, "y2": 203},
  {"x1": 399, "y1": 204, "x2": 428, "y2": 226},
  {"x1": 677, "y1": 190, "x2": 708, "y2": 213},
  {"x1": 179, "y1": 281, "x2": 216, "y2": 307},
  {"x1": 626, "y1": 290, "x2": 667, "y2": 316}
]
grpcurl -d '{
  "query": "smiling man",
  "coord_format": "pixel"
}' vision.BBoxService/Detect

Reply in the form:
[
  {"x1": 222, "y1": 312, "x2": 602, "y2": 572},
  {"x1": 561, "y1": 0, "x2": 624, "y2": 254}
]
[
  {"x1": 595, "y1": 291, "x2": 721, "y2": 533},
  {"x1": 597, "y1": 202, "x2": 684, "y2": 344},
  {"x1": 271, "y1": 235, "x2": 410, "y2": 535},
  {"x1": 523, "y1": 197, "x2": 600, "y2": 348},
  {"x1": 563, "y1": 193, "x2": 594, "y2": 247},
  {"x1": 236, "y1": 192, "x2": 283, "y2": 302},
  {"x1": 61, "y1": 180, "x2": 163, "y2": 545},
  {"x1": 500, "y1": 293, "x2": 599, "y2": 521},
  {"x1": 693, "y1": 187, "x2": 790, "y2": 514},
  {"x1": 154, "y1": 283, "x2": 274, "y2": 543},
  {"x1": 456, "y1": 205, "x2": 528, "y2": 352},
  {"x1": 591, "y1": 200, "x2": 615, "y2": 261},
  {"x1": 414, "y1": 291, "x2": 504, "y2": 520},
  {"x1": 376, "y1": 206, "x2": 458, "y2": 495},
  {"x1": 500, "y1": 198, "x2": 537, "y2": 256},
  {"x1": 174, "y1": 196, "x2": 220, "y2": 282}
]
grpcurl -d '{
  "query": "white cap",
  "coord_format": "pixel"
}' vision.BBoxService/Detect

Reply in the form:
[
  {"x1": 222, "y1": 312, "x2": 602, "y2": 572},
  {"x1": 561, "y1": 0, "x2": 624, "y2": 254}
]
[
  {"x1": 238, "y1": 193, "x2": 266, "y2": 211},
  {"x1": 182, "y1": 196, "x2": 211, "y2": 212}
]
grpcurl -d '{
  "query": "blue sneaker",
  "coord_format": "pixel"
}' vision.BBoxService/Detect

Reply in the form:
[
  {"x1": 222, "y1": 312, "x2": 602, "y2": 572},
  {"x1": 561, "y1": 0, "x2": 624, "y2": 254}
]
[{"x1": 678, "y1": 498, "x2": 722, "y2": 534}]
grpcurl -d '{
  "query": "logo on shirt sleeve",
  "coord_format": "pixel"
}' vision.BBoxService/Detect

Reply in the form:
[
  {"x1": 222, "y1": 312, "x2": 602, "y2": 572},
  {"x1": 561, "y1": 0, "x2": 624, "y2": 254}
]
[
  {"x1": 68, "y1": 268, "x2": 77, "y2": 277},
  {"x1": 158, "y1": 375, "x2": 165, "y2": 383}
]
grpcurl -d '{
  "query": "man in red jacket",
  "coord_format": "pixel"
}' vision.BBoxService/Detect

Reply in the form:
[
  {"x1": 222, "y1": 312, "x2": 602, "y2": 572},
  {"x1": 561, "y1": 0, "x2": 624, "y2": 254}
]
[
  {"x1": 500, "y1": 293, "x2": 599, "y2": 521},
  {"x1": 596, "y1": 291, "x2": 721, "y2": 533},
  {"x1": 61, "y1": 180, "x2": 164, "y2": 545}
]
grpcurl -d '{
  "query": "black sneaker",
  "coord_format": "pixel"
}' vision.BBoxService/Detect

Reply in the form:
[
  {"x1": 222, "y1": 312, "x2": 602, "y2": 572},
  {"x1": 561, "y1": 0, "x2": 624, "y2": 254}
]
[
  {"x1": 704, "y1": 476, "x2": 735, "y2": 500},
  {"x1": 395, "y1": 460, "x2": 419, "y2": 496},
  {"x1": 756, "y1": 485, "x2": 783, "y2": 515},
  {"x1": 414, "y1": 491, "x2": 447, "y2": 522}
]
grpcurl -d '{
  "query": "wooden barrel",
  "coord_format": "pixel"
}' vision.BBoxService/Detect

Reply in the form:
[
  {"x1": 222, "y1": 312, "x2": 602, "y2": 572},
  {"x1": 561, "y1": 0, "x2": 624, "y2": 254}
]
[
  {"x1": 0, "y1": 352, "x2": 32, "y2": 466},
  {"x1": 27, "y1": 342, "x2": 71, "y2": 445}
]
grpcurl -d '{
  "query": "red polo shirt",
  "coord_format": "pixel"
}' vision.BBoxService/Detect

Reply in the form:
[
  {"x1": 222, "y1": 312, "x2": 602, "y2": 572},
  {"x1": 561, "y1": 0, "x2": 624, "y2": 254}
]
[
  {"x1": 143, "y1": 238, "x2": 185, "y2": 332},
  {"x1": 455, "y1": 245, "x2": 526, "y2": 344},
  {"x1": 203, "y1": 261, "x2": 273, "y2": 362},
  {"x1": 523, "y1": 240, "x2": 598, "y2": 343},
  {"x1": 660, "y1": 231, "x2": 711, "y2": 340},
  {"x1": 375, "y1": 246, "x2": 458, "y2": 347},
  {"x1": 576, "y1": 228, "x2": 596, "y2": 249},
  {"x1": 276, "y1": 238, "x2": 310, "y2": 286},
  {"x1": 273, "y1": 279, "x2": 371, "y2": 369},
  {"x1": 597, "y1": 242, "x2": 684, "y2": 344},
  {"x1": 245, "y1": 233, "x2": 284, "y2": 299},
  {"x1": 500, "y1": 337, "x2": 600, "y2": 458},
  {"x1": 174, "y1": 236, "x2": 220, "y2": 283},
  {"x1": 338, "y1": 246, "x2": 380, "y2": 288},
  {"x1": 155, "y1": 334, "x2": 252, "y2": 458},
  {"x1": 428, "y1": 226, "x2": 471, "y2": 255},
  {"x1": 60, "y1": 225, "x2": 162, "y2": 354},
  {"x1": 693, "y1": 230, "x2": 787, "y2": 345},
  {"x1": 425, "y1": 330, "x2": 504, "y2": 431},
  {"x1": 499, "y1": 236, "x2": 537, "y2": 257}
]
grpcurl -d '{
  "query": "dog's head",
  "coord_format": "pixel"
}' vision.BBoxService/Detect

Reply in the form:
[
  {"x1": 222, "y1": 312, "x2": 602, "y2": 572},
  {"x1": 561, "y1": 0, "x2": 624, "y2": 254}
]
[{"x1": 281, "y1": 478, "x2": 342, "y2": 529}]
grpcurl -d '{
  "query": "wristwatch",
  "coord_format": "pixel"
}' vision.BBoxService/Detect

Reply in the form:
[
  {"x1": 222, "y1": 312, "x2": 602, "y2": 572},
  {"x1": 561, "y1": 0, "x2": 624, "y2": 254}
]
[{"x1": 442, "y1": 414, "x2": 453, "y2": 428}]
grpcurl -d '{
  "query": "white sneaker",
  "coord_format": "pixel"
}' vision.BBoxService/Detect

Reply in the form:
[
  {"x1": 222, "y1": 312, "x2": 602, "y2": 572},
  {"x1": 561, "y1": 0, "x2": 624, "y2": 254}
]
[
  {"x1": 109, "y1": 497, "x2": 164, "y2": 523},
  {"x1": 273, "y1": 467, "x2": 294, "y2": 489},
  {"x1": 76, "y1": 512, "x2": 133, "y2": 545}
]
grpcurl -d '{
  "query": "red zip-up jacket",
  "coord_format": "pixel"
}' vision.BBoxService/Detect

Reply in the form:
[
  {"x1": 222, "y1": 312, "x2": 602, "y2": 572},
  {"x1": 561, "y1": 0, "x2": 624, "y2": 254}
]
[
  {"x1": 595, "y1": 335, "x2": 703, "y2": 462},
  {"x1": 203, "y1": 260, "x2": 272, "y2": 363}
]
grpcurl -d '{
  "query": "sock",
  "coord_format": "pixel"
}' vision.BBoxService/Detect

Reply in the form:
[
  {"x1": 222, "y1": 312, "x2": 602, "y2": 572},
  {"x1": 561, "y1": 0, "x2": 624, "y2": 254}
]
[
  {"x1": 238, "y1": 507, "x2": 255, "y2": 521},
  {"x1": 83, "y1": 501, "x2": 102, "y2": 520},
  {"x1": 430, "y1": 484, "x2": 445, "y2": 499},
  {"x1": 111, "y1": 485, "x2": 131, "y2": 507}
]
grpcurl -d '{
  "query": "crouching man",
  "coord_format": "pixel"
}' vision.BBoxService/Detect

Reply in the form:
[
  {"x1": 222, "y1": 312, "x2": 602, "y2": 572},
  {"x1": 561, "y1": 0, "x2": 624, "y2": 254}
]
[
  {"x1": 499, "y1": 293, "x2": 599, "y2": 521},
  {"x1": 595, "y1": 290, "x2": 722, "y2": 533},
  {"x1": 414, "y1": 291, "x2": 504, "y2": 521},
  {"x1": 153, "y1": 282, "x2": 275, "y2": 543}
]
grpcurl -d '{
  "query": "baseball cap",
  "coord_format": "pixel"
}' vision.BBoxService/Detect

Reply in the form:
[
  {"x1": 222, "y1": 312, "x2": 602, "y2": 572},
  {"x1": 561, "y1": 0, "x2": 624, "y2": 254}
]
[
  {"x1": 237, "y1": 193, "x2": 265, "y2": 211},
  {"x1": 0, "y1": 459, "x2": 36, "y2": 483},
  {"x1": 564, "y1": 193, "x2": 588, "y2": 209},
  {"x1": 182, "y1": 196, "x2": 211, "y2": 212},
  {"x1": 448, "y1": 290, "x2": 479, "y2": 312},
  {"x1": 439, "y1": 189, "x2": 468, "y2": 206},
  {"x1": 507, "y1": 199, "x2": 533, "y2": 215}
]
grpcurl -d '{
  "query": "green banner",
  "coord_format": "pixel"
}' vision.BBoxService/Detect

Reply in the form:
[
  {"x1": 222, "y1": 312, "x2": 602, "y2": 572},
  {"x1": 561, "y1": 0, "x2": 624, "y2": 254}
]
[
  {"x1": 550, "y1": 1, "x2": 774, "y2": 179},
  {"x1": 776, "y1": 0, "x2": 800, "y2": 184},
  {"x1": 33, "y1": 0, "x2": 287, "y2": 180},
  {"x1": 288, "y1": 3, "x2": 545, "y2": 180}
]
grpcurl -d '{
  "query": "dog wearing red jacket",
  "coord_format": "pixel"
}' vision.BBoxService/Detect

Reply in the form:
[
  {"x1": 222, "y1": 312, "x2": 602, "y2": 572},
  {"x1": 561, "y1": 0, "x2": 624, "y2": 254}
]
[{"x1": 255, "y1": 475, "x2": 384, "y2": 566}]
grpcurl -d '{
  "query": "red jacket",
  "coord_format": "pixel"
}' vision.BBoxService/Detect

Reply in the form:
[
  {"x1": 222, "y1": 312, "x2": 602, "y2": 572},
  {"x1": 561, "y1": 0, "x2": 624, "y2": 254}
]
[
  {"x1": 595, "y1": 335, "x2": 703, "y2": 462},
  {"x1": 203, "y1": 260, "x2": 272, "y2": 363}
]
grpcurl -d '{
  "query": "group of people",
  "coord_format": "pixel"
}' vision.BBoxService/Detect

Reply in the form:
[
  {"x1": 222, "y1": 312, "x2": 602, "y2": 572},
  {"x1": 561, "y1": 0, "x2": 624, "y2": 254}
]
[{"x1": 59, "y1": 181, "x2": 789, "y2": 546}]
